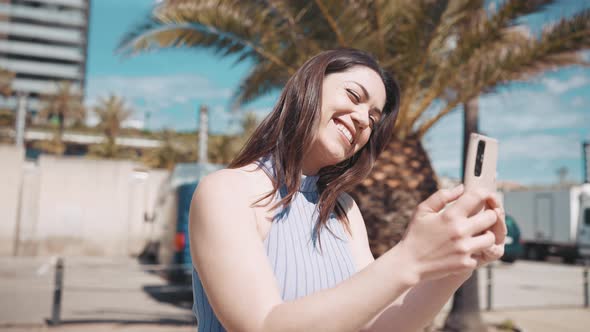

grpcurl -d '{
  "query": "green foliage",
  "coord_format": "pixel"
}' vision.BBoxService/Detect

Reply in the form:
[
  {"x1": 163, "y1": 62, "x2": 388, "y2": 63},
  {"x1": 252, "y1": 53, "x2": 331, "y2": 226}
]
[
  {"x1": 141, "y1": 112, "x2": 260, "y2": 168},
  {"x1": 93, "y1": 94, "x2": 133, "y2": 143},
  {"x1": 0, "y1": 109, "x2": 14, "y2": 127},
  {"x1": 87, "y1": 94, "x2": 135, "y2": 159},
  {"x1": 141, "y1": 130, "x2": 198, "y2": 169},
  {"x1": 0, "y1": 67, "x2": 14, "y2": 97},
  {"x1": 37, "y1": 81, "x2": 86, "y2": 154}
]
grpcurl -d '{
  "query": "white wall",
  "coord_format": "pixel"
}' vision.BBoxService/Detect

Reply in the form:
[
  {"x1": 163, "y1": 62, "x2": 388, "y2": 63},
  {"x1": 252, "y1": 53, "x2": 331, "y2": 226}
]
[
  {"x1": 0, "y1": 145, "x2": 24, "y2": 255},
  {"x1": 30, "y1": 156, "x2": 169, "y2": 256},
  {"x1": 15, "y1": 161, "x2": 41, "y2": 256}
]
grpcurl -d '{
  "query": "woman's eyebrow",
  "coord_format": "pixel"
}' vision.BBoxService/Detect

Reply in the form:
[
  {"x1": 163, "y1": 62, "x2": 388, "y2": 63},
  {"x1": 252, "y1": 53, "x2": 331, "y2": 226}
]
[
  {"x1": 349, "y1": 81, "x2": 382, "y2": 114},
  {"x1": 349, "y1": 81, "x2": 370, "y2": 99}
]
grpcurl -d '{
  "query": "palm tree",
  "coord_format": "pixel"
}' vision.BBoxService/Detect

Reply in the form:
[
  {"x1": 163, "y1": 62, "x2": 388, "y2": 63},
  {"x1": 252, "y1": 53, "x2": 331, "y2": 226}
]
[
  {"x1": 207, "y1": 134, "x2": 238, "y2": 164},
  {"x1": 0, "y1": 68, "x2": 15, "y2": 127},
  {"x1": 89, "y1": 94, "x2": 134, "y2": 158},
  {"x1": 0, "y1": 67, "x2": 14, "y2": 98},
  {"x1": 120, "y1": 0, "x2": 590, "y2": 329},
  {"x1": 142, "y1": 129, "x2": 198, "y2": 169},
  {"x1": 207, "y1": 112, "x2": 260, "y2": 164},
  {"x1": 37, "y1": 81, "x2": 86, "y2": 154}
]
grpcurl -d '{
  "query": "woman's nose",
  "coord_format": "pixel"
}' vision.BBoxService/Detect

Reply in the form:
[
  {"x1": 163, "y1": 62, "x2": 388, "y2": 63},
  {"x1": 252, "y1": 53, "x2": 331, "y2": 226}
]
[{"x1": 350, "y1": 107, "x2": 371, "y2": 129}]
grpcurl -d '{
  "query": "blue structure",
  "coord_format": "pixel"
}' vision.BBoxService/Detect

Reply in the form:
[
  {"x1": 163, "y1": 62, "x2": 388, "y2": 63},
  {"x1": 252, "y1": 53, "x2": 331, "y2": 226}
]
[
  {"x1": 165, "y1": 162, "x2": 223, "y2": 283},
  {"x1": 174, "y1": 181, "x2": 198, "y2": 272}
]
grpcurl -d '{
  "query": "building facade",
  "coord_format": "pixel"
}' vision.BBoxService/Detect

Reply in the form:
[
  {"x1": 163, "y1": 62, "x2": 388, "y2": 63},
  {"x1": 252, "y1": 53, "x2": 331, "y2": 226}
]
[{"x1": 0, "y1": 0, "x2": 90, "y2": 111}]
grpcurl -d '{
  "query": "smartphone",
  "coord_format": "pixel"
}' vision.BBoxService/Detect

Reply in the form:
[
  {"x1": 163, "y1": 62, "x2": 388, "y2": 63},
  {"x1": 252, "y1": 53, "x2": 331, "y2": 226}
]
[{"x1": 464, "y1": 133, "x2": 498, "y2": 194}]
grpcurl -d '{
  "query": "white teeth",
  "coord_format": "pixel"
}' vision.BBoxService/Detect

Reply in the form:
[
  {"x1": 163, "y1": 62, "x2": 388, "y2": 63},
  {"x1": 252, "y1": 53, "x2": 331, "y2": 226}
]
[{"x1": 336, "y1": 123, "x2": 353, "y2": 144}]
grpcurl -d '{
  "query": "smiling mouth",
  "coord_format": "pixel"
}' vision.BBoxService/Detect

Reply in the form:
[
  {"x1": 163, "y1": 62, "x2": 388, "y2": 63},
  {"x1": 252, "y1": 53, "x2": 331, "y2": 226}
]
[{"x1": 334, "y1": 120, "x2": 353, "y2": 144}]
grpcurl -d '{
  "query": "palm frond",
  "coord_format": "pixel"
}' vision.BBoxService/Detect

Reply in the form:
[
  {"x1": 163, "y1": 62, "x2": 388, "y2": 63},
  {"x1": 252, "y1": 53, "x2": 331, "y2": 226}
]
[
  {"x1": 94, "y1": 95, "x2": 133, "y2": 141},
  {"x1": 233, "y1": 61, "x2": 288, "y2": 106},
  {"x1": 312, "y1": 0, "x2": 347, "y2": 46},
  {"x1": 118, "y1": 0, "x2": 296, "y2": 72},
  {"x1": 490, "y1": 0, "x2": 556, "y2": 27},
  {"x1": 38, "y1": 81, "x2": 85, "y2": 121},
  {"x1": 121, "y1": 0, "x2": 590, "y2": 140},
  {"x1": 415, "y1": 8, "x2": 590, "y2": 137}
]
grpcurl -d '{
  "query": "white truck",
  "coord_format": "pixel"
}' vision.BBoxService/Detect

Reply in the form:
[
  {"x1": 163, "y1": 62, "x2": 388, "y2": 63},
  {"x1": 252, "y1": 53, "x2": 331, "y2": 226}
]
[{"x1": 502, "y1": 184, "x2": 590, "y2": 263}]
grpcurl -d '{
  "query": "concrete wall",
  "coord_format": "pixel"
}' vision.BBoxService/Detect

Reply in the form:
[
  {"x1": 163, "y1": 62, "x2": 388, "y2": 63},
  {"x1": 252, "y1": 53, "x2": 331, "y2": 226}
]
[
  {"x1": 0, "y1": 146, "x2": 24, "y2": 255},
  {"x1": 15, "y1": 161, "x2": 41, "y2": 256},
  {"x1": 32, "y1": 156, "x2": 170, "y2": 256},
  {"x1": 0, "y1": 148, "x2": 172, "y2": 257}
]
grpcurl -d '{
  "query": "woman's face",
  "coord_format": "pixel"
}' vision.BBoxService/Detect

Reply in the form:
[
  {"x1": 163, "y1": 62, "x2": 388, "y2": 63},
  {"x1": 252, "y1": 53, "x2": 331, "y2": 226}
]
[{"x1": 303, "y1": 65, "x2": 387, "y2": 175}]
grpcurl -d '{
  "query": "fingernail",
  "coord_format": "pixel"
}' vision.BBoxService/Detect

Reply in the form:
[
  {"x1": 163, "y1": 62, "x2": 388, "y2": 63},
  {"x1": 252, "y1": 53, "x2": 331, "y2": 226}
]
[{"x1": 455, "y1": 184, "x2": 464, "y2": 192}]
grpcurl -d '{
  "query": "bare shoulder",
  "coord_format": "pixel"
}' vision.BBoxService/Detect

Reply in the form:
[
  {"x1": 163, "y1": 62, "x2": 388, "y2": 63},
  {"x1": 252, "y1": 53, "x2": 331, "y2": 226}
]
[
  {"x1": 192, "y1": 164, "x2": 274, "y2": 211},
  {"x1": 338, "y1": 192, "x2": 370, "y2": 243},
  {"x1": 338, "y1": 192, "x2": 355, "y2": 211},
  {"x1": 189, "y1": 167, "x2": 264, "y2": 237},
  {"x1": 338, "y1": 192, "x2": 374, "y2": 267},
  {"x1": 338, "y1": 192, "x2": 362, "y2": 221}
]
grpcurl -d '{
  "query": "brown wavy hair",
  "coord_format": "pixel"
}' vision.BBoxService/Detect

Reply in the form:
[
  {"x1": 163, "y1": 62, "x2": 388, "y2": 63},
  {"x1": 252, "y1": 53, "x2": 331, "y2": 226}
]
[{"x1": 229, "y1": 48, "x2": 401, "y2": 240}]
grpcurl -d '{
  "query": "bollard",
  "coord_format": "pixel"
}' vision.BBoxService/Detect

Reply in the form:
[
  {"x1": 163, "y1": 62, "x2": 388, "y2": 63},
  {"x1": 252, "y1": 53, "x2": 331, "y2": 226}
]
[
  {"x1": 486, "y1": 264, "x2": 493, "y2": 311},
  {"x1": 584, "y1": 261, "x2": 589, "y2": 308},
  {"x1": 50, "y1": 257, "x2": 64, "y2": 326}
]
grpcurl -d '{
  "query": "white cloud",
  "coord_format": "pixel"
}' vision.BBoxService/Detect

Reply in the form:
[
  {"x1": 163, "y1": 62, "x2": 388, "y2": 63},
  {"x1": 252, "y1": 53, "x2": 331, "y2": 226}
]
[
  {"x1": 499, "y1": 133, "x2": 581, "y2": 161},
  {"x1": 479, "y1": 90, "x2": 588, "y2": 134},
  {"x1": 541, "y1": 75, "x2": 589, "y2": 94},
  {"x1": 571, "y1": 96, "x2": 585, "y2": 108},
  {"x1": 122, "y1": 118, "x2": 145, "y2": 130},
  {"x1": 85, "y1": 74, "x2": 233, "y2": 111}
]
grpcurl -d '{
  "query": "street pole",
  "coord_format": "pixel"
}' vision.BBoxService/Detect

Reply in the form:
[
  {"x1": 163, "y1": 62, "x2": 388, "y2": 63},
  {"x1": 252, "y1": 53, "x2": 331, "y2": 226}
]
[
  {"x1": 50, "y1": 257, "x2": 64, "y2": 326},
  {"x1": 486, "y1": 264, "x2": 493, "y2": 311},
  {"x1": 584, "y1": 258, "x2": 589, "y2": 308},
  {"x1": 198, "y1": 105, "x2": 208, "y2": 164},
  {"x1": 583, "y1": 142, "x2": 589, "y2": 184},
  {"x1": 15, "y1": 92, "x2": 27, "y2": 148}
]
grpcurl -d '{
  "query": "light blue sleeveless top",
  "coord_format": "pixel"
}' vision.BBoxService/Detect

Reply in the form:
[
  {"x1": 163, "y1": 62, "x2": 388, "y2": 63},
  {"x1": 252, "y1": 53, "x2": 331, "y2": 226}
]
[{"x1": 191, "y1": 157, "x2": 357, "y2": 331}]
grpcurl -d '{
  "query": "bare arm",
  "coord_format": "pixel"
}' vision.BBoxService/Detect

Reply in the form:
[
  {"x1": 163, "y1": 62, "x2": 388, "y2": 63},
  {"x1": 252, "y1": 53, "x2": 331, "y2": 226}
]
[
  {"x1": 342, "y1": 190, "x2": 504, "y2": 332},
  {"x1": 189, "y1": 170, "x2": 418, "y2": 332}
]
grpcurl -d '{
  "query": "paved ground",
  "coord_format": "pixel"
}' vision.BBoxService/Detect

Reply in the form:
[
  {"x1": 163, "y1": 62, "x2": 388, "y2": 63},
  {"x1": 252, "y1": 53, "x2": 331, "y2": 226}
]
[
  {"x1": 0, "y1": 257, "x2": 588, "y2": 331},
  {"x1": 0, "y1": 257, "x2": 194, "y2": 329}
]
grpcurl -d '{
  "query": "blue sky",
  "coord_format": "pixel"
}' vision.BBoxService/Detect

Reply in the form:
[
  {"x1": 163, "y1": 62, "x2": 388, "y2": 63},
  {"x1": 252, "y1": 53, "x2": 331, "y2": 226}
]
[{"x1": 86, "y1": 0, "x2": 590, "y2": 186}]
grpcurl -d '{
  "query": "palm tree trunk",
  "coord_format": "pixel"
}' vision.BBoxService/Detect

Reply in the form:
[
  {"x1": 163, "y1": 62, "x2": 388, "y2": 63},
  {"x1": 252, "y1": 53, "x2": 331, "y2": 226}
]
[
  {"x1": 350, "y1": 133, "x2": 439, "y2": 257},
  {"x1": 443, "y1": 97, "x2": 487, "y2": 332}
]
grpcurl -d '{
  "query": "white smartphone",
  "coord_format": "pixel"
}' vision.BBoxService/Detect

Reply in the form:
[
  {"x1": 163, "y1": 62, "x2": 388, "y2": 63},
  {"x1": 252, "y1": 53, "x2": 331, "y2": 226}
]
[{"x1": 464, "y1": 133, "x2": 498, "y2": 194}]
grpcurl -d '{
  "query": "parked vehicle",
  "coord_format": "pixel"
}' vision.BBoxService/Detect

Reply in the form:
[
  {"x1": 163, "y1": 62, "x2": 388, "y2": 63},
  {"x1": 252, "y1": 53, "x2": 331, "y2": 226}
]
[
  {"x1": 502, "y1": 184, "x2": 590, "y2": 263},
  {"x1": 141, "y1": 162, "x2": 224, "y2": 283}
]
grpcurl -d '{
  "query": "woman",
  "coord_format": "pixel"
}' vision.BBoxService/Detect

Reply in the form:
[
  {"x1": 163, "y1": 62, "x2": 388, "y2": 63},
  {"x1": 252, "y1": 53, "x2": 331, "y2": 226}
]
[{"x1": 189, "y1": 48, "x2": 506, "y2": 332}]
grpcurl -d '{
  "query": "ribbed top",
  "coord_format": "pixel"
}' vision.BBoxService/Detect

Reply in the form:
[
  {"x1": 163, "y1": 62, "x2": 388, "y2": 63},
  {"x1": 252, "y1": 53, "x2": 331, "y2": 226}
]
[{"x1": 192, "y1": 156, "x2": 357, "y2": 331}]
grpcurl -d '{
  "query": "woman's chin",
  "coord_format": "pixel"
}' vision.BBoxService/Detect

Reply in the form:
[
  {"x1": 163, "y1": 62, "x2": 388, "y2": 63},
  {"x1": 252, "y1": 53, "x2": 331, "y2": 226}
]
[
  {"x1": 323, "y1": 148, "x2": 350, "y2": 166},
  {"x1": 309, "y1": 138, "x2": 353, "y2": 168}
]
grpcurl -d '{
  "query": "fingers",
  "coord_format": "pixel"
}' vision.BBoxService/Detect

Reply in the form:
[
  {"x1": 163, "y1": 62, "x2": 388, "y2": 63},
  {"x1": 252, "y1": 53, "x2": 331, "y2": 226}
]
[
  {"x1": 491, "y1": 208, "x2": 507, "y2": 245},
  {"x1": 459, "y1": 231, "x2": 496, "y2": 253},
  {"x1": 481, "y1": 244, "x2": 505, "y2": 259},
  {"x1": 464, "y1": 209, "x2": 498, "y2": 236},
  {"x1": 486, "y1": 192, "x2": 502, "y2": 209},
  {"x1": 445, "y1": 189, "x2": 496, "y2": 219},
  {"x1": 418, "y1": 184, "x2": 464, "y2": 213}
]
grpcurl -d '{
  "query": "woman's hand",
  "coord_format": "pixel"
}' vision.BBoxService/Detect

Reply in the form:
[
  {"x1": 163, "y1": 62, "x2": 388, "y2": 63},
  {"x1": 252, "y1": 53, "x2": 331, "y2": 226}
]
[
  {"x1": 397, "y1": 184, "x2": 507, "y2": 283},
  {"x1": 473, "y1": 198, "x2": 506, "y2": 268}
]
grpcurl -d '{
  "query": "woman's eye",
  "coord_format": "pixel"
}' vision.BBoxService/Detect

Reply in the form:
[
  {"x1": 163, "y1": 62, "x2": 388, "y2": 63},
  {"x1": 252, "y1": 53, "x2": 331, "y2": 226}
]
[
  {"x1": 369, "y1": 116, "x2": 376, "y2": 129},
  {"x1": 346, "y1": 89, "x2": 360, "y2": 103}
]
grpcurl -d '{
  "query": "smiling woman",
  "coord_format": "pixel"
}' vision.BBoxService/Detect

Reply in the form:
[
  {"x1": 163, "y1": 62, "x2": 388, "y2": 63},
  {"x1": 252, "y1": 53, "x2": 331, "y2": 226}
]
[{"x1": 188, "y1": 48, "x2": 507, "y2": 332}]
